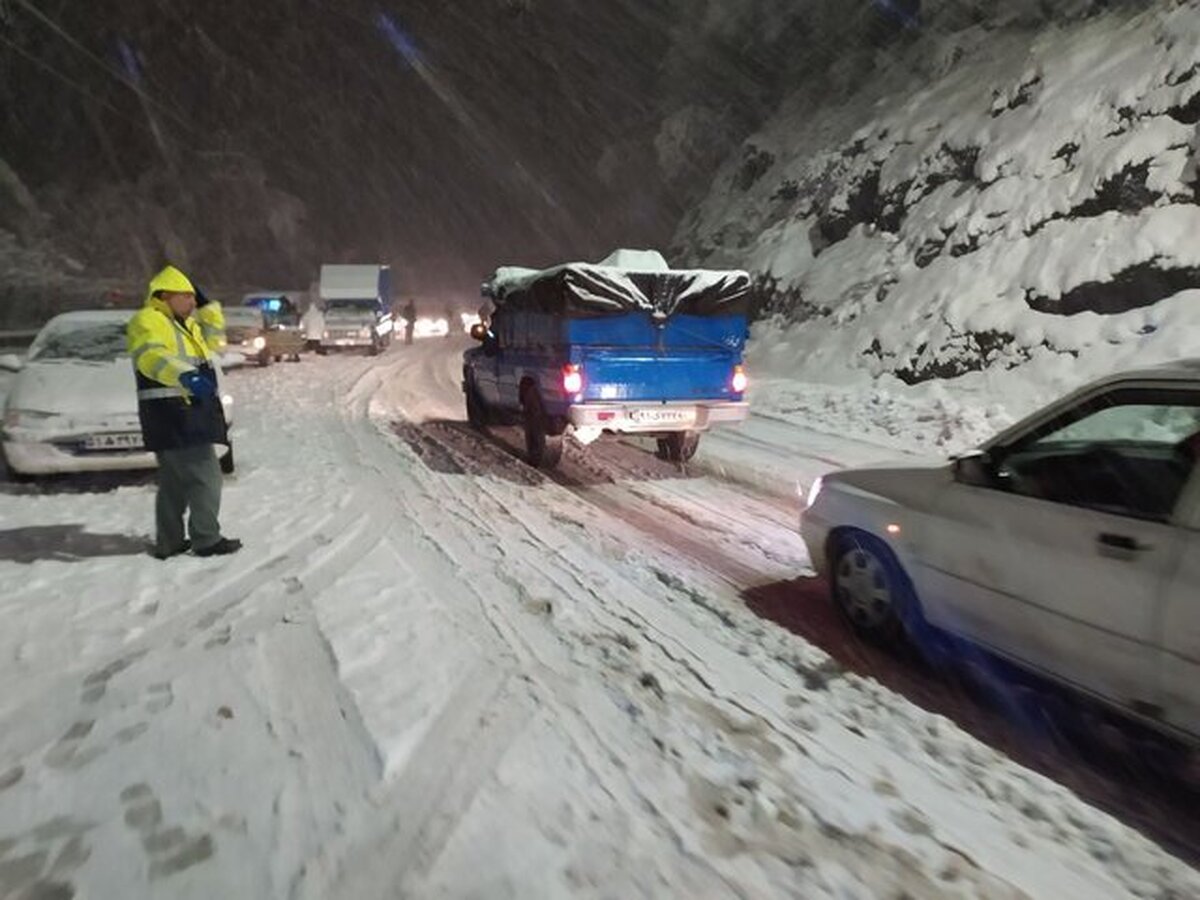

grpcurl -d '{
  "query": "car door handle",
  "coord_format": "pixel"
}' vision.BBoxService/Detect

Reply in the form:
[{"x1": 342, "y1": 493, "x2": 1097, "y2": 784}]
[{"x1": 1097, "y1": 533, "x2": 1150, "y2": 554}]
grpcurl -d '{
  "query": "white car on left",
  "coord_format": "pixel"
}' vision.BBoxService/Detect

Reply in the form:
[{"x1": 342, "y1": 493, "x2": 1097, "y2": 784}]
[{"x1": 0, "y1": 310, "x2": 234, "y2": 477}]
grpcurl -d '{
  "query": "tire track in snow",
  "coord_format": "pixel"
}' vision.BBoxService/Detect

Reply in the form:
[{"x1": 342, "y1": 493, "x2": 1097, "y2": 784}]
[
  {"x1": 296, "y1": 666, "x2": 534, "y2": 900},
  {"x1": 365, "y1": 411, "x2": 1034, "y2": 894},
  {"x1": 340, "y1": 374, "x2": 771, "y2": 894},
  {"x1": 0, "y1": 499, "x2": 380, "y2": 764},
  {"x1": 364, "y1": 355, "x2": 1200, "y2": 897}
]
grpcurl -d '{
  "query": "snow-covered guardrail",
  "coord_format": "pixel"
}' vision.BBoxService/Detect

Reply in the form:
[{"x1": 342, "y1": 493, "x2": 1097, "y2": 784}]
[{"x1": 0, "y1": 329, "x2": 38, "y2": 348}]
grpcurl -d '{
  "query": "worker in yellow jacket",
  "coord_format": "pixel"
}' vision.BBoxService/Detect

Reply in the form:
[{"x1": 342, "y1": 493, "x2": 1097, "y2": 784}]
[
  {"x1": 127, "y1": 265, "x2": 242, "y2": 559},
  {"x1": 194, "y1": 287, "x2": 227, "y2": 354}
]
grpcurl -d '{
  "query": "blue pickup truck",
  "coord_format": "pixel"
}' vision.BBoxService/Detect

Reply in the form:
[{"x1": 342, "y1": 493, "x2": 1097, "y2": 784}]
[{"x1": 462, "y1": 250, "x2": 750, "y2": 469}]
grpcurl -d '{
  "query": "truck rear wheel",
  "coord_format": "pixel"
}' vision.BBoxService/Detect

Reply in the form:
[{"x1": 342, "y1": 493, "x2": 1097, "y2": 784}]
[
  {"x1": 465, "y1": 379, "x2": 488, "y2": 431},
  {"x1": 523, "y1": 390, "x2": 563, "y2": 470},
  {"x1": 656, "y1": 431, "x2": 700, "y2": 462}
]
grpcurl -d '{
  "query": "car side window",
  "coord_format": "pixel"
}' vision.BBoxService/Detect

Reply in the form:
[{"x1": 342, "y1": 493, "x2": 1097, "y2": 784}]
[{"x1": 992, "y1": 387, "x2": 1200, "y2": 522}]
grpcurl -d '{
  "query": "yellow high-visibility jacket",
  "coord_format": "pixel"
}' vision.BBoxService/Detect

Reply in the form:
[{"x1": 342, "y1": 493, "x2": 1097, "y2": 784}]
[
  {"x1": 126, "y1": 265, "x2": 227, "y2": 451},
  {"x1": 196, "y1": 300, "x2": 227, "y2": 354}
]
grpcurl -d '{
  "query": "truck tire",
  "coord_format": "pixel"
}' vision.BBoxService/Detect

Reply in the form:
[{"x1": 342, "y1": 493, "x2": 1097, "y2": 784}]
[
  {"x1": 522, "y1": 390, "x2": 563, "y2": 470},
  {"x1": 465, "y1": 379, "x2": 488, "y2": 431},
  {"x1": 260, "y1": 352, "x2": 271, "y2": 368},
  {"x1": 656, "y1": 431, "x2": 700, "y2": 462}
]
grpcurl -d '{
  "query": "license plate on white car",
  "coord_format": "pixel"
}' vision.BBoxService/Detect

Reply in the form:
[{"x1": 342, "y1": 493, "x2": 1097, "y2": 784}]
[
  {"x1": 84, "y1": 433, "x2": 144, "y2": 450},
  {"x1": 630, "y1": 408, "x2": 694, "y2": 425}
]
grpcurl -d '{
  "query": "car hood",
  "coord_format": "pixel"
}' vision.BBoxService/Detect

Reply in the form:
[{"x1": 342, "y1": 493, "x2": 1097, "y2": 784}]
[
  {"x1": 826, "y1": 457, "x2": 952, "y2": 508},
  {"x1": 7, "y1": 359, "x2": 136, "y2": 418}
]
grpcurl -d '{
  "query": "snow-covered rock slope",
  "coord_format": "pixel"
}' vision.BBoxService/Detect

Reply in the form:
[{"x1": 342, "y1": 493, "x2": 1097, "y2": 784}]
[{"x1": 676, "y1": 1, "x2": 1200, "y2": 412}]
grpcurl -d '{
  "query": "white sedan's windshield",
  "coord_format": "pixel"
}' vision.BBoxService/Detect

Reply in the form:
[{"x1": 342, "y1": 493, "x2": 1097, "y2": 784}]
[
  {"x1": 29, "y1": 321, "x2": 129, "y2": 362},
  {"x1": 224, "y1": 309, "x2": 264, "y2": 327}
]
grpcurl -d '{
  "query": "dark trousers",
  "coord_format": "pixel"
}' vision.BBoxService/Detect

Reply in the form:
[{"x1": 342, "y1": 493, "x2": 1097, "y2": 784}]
[{"x1": 154, "y1": 445, "x2": 222, "y2": 553}]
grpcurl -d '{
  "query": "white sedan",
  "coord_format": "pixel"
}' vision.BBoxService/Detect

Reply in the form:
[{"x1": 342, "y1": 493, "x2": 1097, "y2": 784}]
[
  {"x1": 1, "y1": 310, "x2": 234, "y2": 477},
  {"x1": 801, "y1": 360, "x2": 1200, "y2": 746}
]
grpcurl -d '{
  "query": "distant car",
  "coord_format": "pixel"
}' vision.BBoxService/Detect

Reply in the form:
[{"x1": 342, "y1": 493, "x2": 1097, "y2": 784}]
[
  {"x1": 412, "y1": 316, "x2": 450, "y2": 339},
  {"x1": 801, "y1": 360, "x2": 1200, "y2": 746},
  {"x1": 223, "y1": 306, "x2": 272, "y2": 366},
  {"x1": 244, "y1": 295, "x2": 304, "y2": 362},
  {"x1": 0, "y1": 311, "x2": 234, "y2": 477}
]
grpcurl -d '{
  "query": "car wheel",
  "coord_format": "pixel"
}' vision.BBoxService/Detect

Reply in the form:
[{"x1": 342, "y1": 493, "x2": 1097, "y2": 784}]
[
  {"x1": 465, "y1": 378, "x2": 488, "y2": 431},
  {"x1": 656, "y1": 431, "x2": 700, "y2": 462},
  {"x1": 260, "y1": 353, "x2": 271, "y2": 367},
  {"x1": 522, "y1": 389, "x2": 562, "y2": 470},
  {"x1": 220, "y1": 445, "x2": 235, "y2": 474},
  {"x1": 829, "y1": 531, "x2": 910, "y2": 643}
]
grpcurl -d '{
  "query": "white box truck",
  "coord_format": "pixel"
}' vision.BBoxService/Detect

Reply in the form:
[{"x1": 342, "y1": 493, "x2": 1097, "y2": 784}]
[{"x1": 317, "y1": 264, "x2": 394, "y2": 355}]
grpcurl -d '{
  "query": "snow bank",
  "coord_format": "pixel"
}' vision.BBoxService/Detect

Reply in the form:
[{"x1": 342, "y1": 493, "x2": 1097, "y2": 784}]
[{"x1": 678, "y1": 0, "x2": 1200, "y2": 422}]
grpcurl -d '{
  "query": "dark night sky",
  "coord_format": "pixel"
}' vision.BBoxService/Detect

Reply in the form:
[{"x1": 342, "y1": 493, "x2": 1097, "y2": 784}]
[
  {"x1": 0, "y1": 0, "x2": 953, "y2": 300},
  {"x1": 1, "y1": 0, "x2": 701, "y2": 299}
]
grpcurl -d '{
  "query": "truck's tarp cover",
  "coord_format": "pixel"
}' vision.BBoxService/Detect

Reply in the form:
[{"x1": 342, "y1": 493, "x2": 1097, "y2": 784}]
[
  {"x1": 484, "y1": 250, "x2": 750, "y2": 318},
  {"x1": 319, "y1": 264, "x2": 389, "y2": 301}
]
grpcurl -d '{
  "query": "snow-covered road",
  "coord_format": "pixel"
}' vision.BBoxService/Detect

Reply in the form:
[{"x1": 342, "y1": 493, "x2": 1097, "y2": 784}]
[{"x1": 1, "y1": 340, "x2": 1197, "y2": 899}]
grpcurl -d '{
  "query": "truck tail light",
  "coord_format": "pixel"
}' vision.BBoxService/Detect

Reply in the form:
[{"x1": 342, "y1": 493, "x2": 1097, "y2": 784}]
[
  {"x1": 562, "y1": 364, "x2": 583, "y2": 395},
  {"x1": 731, "y1": 364, "x2": 748, "y2": 394}
]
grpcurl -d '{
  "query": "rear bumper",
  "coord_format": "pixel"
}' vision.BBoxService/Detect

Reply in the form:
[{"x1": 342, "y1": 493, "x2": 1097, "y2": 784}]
[{"x1": 567, "y1": 400, "x2": 749, "y2": 434}]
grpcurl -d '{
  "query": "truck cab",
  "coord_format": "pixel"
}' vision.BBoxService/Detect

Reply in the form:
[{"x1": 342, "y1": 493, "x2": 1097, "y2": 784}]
[
  {"x1": 317, "y1": 264, "x2": 394, "y2": 355},
  {"x1": 462, "y1": 250, "x2": 750, "y2": 469}
]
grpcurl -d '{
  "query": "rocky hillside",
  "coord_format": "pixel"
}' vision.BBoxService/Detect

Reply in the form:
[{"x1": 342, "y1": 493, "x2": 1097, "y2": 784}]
[{"x1": 675, "y1": 0, "x2": 1200, "y2": 397}]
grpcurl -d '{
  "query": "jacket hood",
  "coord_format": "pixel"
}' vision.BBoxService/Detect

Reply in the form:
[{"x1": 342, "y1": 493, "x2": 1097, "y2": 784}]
[{"x1": 145, "y1": 265, "x2": 196, "y2": 304}]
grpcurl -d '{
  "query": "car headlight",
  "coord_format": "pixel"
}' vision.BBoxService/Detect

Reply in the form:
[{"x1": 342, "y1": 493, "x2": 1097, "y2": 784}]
[
  {"x1": 252, "y1": 336, "x2": 267, "y2": 350},
  {"x1": 4, "y1": 408, "x2": 57, "y2": 429},
  {"x1": 805, "y1": 476, "x2": 824, "y2": 509},
  {"x1": 359, "y1": 327, "x2": 372, "y2": 338}
]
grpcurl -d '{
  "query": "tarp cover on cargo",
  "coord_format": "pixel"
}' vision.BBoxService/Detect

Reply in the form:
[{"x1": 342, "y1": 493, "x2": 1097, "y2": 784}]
[{"x1": 484, "y1": 249, "x2": 751, "y2": 318}]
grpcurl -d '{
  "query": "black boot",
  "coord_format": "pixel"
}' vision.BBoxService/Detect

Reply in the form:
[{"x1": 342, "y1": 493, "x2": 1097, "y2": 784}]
[
  {"x1": 151, "y1": 539, "x2": 192, "y2": 560},
  {"x1": 194, "y1": 537, "x2": 243, "y2": 557}
]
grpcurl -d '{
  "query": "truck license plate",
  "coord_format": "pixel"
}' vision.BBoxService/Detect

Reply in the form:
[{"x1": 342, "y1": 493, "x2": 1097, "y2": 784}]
[
  {"x1": 630, "y1": 408, "x2": 694, "y2": 425},
  {"x1": 84, "y1": 432, "x2": 144, "y2": 450}
]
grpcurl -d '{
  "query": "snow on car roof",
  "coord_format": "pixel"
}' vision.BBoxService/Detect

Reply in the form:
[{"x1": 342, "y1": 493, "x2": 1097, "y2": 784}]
[{"x1": 42, "y1": 309, "x2": 136, "y2": 328}]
